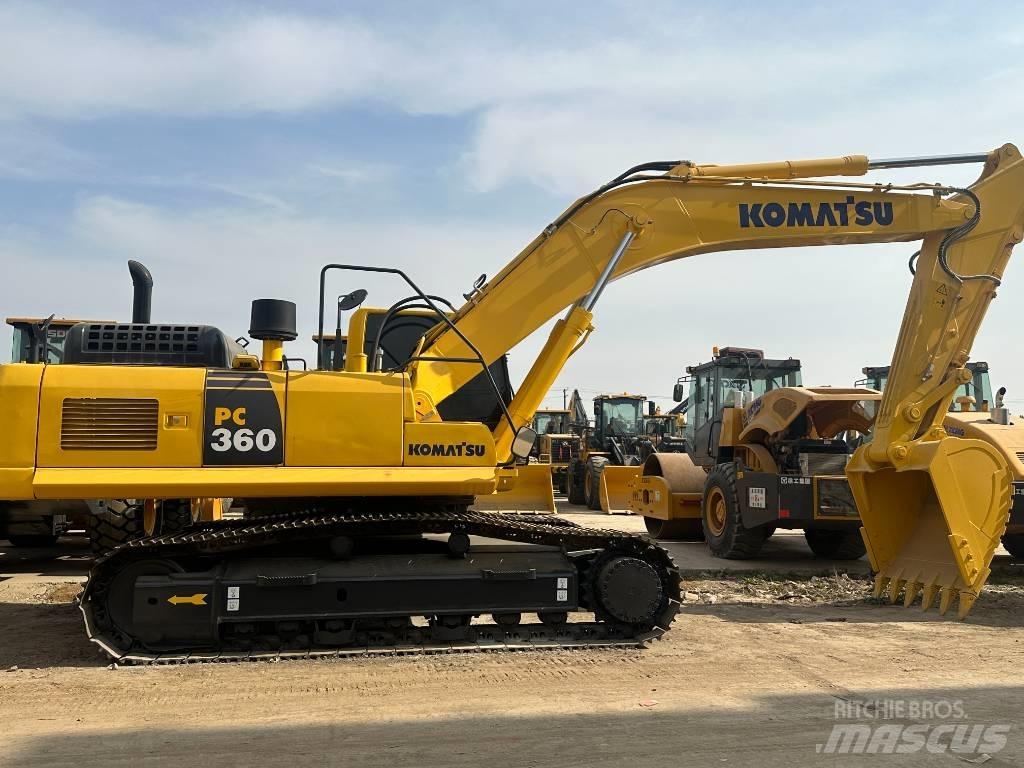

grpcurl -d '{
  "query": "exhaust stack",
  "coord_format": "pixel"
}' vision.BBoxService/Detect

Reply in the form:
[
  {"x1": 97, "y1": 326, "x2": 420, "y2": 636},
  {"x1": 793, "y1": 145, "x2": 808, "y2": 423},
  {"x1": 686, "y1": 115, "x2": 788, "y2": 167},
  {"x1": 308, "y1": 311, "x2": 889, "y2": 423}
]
[{"x1": 128, "y1": 260, "x2": 153, "y2": 324}]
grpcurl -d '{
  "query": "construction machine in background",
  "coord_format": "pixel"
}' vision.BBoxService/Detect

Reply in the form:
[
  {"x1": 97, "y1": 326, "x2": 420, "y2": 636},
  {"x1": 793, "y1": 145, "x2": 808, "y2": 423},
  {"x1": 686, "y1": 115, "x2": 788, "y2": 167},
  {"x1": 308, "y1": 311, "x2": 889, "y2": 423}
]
[
  {"x1": 642, "y1": 405, "x2": 688, "y2": 457},
  {"x1": 632, "y1": 347, "x2": 876, "y2": 557},
  {"x1": 859, "y1": 361, "x2": 1024, "y2": 560},
  {"x1": 530, "y1": 409, "x2": 577, "y2": 494},
  {"x1": 564, "y1": 393, "x2": 650, "y2": 512},
  {"x1": 0, "y1": 145, "x2": 1019, "y2": 664}
]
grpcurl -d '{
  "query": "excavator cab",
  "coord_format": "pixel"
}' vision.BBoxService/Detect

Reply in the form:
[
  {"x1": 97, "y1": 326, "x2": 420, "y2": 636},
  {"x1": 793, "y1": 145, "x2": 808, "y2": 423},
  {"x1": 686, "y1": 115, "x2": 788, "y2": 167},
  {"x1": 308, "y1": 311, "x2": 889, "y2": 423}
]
[{"x1": 330, "y1": 300, "x2": 553, "y2": 511}]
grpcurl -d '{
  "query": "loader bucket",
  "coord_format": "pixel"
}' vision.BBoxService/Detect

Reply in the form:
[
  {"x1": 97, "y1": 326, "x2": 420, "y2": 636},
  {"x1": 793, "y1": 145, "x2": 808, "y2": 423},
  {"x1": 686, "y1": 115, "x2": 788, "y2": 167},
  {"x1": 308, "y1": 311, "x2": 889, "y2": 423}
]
[
  {"x1": 473, "y1": 464, "x2": 556, "y2": 513},
  {"x1": 847, "y1": 436, "x2": 1012, "y2": 619},
  {"x1": 599, "y1": 465, "x2": 641, "y2": 514}
]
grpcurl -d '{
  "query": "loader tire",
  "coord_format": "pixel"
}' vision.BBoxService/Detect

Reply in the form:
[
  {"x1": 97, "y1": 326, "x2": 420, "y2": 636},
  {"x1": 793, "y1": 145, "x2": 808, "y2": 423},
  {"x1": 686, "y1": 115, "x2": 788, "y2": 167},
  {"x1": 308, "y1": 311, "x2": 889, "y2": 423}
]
[
  {"x1": 156, "y1": 500, "x2": 195, "y2": 535},
  {"x1": 804, "y1": 529, "x2": 866, "y2": 560},
  {"x1": 89, "y1": 503, "x2": 143, "y2": 556},
  {"x1": 701, "y1": 463, "x2": 768, "y2": 559},
  {"x1": 6, "y1": 534, "x2": 60, "y2": 547},
  {"x1": 584, "y1": 456, "x2": 609, "y2": 511},
  {"x1": 567, "y1": 460, "x2": 587, "y2": 505},
  {"x1": 1002, "y1": 533, "x2": 1024, "y2": 560}
]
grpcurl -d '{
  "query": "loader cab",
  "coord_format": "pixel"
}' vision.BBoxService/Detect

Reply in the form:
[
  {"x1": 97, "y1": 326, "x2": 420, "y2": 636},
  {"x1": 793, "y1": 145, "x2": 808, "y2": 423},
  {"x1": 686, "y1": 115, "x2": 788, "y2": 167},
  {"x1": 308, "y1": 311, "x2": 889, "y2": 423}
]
[
  {"x1": 7, "y1": 317, "x2": 110, "y2": 364},
  {"x1": 533, "y1": 410, "x2": 570, "y2": 436},
  {"x1": 591, "y1": 395, "x2": 645, "y2": 449},
  {"x1": 858, "y1": 362, "x2": 993, "y2": 412},
  {"x1": 676, "y1": 347, "x2": 802, "y2": 466}
]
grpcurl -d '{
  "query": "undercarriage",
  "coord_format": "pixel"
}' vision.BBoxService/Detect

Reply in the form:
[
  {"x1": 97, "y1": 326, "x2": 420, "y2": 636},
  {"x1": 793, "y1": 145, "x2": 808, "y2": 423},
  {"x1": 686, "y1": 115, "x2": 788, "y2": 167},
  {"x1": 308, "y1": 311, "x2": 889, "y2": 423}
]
[{"x1": 81, "y1": 507, "x2": 681, "y2": 663}]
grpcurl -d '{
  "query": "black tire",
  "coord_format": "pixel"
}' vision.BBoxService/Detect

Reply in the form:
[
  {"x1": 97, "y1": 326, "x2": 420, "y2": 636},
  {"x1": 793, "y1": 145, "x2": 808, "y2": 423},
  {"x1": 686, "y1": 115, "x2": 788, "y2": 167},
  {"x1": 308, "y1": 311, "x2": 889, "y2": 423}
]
[
  {"x1": 89, "y1": 503, "x2": 144, "y2": 555},
  {"x1": 567, "y1": 460, "x2": 586, "y2": 505},
  {"x1": 584, "y1": 456, "x2": 609, "y2": 510},
  {"x1": 804, "y1": 529, "x2": 866, "y2": 560},
  {"x1": 6, "y1": 534, "x2": 60, "y2": 547},
  {"x1": 701, "y1": 463, "x2": 768, "y2": 559},
  {"x1": 643, "y1": 516, "x2": 704, "y2": 541},
  {"x1": 156, "y1": 500, "x2": 195, "y2": 535},
  {"x1": 1002, "y1": 533, "x2": 1024, "y2": 560}
]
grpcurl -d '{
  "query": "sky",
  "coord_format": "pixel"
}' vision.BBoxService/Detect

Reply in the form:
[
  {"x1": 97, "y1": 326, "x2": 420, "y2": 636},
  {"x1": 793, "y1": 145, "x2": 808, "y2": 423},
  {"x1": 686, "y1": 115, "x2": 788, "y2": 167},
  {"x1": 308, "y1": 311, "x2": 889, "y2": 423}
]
[{"x1": 2, "y1": 1, "x2": 1024, "y2": 411}]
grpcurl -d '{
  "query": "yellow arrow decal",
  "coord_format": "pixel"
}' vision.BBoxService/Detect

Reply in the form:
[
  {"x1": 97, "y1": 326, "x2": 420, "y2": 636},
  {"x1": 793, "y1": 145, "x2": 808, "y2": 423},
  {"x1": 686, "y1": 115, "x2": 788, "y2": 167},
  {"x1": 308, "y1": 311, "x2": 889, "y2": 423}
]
[{"x1": 167, "y1": 593, "x2": 208, "y2": 606}]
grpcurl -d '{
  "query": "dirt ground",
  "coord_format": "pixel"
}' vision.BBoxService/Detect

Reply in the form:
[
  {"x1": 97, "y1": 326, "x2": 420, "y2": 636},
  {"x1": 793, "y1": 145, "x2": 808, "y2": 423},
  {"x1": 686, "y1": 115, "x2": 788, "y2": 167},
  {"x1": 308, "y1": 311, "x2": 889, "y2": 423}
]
[{"x1": 2, "y1": 569, "x2": 1024, "y2": 767}]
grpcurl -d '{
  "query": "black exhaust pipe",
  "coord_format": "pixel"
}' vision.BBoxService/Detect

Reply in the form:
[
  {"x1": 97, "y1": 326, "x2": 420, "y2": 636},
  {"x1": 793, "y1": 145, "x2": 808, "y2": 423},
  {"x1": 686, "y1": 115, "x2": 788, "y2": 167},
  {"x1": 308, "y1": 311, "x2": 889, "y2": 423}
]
[{"x1": 128, "y1": 260, "x2": 153, "y2": 324}]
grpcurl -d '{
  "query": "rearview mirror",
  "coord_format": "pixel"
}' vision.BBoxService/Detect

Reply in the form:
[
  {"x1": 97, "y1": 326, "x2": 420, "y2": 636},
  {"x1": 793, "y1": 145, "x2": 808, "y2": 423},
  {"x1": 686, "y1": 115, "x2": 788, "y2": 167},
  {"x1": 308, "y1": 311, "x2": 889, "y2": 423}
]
[
  {"x1": 672, "y1": 383, "x2": 684, "y2": 402},
  {"x1": 511, "y1": 426, "x2": 538, "y2": 460},
  {"x1": 338, "y1": 289, "x2": 368, "y2": 311}
]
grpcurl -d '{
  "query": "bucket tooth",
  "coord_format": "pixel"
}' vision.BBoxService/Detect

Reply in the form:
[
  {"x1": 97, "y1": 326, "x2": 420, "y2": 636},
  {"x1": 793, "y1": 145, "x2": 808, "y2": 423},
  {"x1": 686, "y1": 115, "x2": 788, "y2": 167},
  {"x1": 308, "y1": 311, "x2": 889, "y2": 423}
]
[
  {"x1": 956, "y1": 591, "x2": 978, "y2": 620},
  {"x1": 919, "y1": 574, "x2": 940, "y2": 610},
  {"x1": 938, "y1": 587, "x2": 957, "y2": 616},
  {"x1": 888, "y1": 577, "x2": 904, "y2": 604},
  {"x1": 872, "y1": 575, "x2": 889, "y2": 599},
  {"x1": 903, "y1": 582, "x2": 922, "y2": 608}
]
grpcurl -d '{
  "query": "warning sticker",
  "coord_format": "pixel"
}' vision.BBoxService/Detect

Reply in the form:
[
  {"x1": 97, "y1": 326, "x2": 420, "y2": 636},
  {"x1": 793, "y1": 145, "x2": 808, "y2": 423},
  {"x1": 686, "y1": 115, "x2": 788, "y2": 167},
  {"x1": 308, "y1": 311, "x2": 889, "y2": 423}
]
[
  {"x1": 748, "y1": 487, "x2": 766, "y2": 509},
  {"x1": 557, "y1": 578, "x2": 568, "y2": 590},
  {"x1": 228, "y1": 586, "x2": 240, "y2": 599},
  {"x1": 227, "y1": 599, "x2": 240, "y2": 612},
  {"x1": 556, "y1": 590, "x2": 568, "y2": 602}
]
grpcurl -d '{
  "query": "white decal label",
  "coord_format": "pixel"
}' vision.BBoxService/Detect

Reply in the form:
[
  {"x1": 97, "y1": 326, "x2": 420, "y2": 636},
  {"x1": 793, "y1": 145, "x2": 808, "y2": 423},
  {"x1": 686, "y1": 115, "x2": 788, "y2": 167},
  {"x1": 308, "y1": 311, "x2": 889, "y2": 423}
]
[
  {"x1": 226, "y1": 598, "x2": 240, "y2": 612},
  {"x1": 557, "y1": 578, "x2": 568, "y2": 589},
  {"x1": 556, "y1": 590, "x2": 568, "y2": 602},
  {"x1": 748, "y1": 487, "x2": 766, "y2": 509},
  {"x1": 227, "y1": 586, "x2": 240, "y2": 599}
]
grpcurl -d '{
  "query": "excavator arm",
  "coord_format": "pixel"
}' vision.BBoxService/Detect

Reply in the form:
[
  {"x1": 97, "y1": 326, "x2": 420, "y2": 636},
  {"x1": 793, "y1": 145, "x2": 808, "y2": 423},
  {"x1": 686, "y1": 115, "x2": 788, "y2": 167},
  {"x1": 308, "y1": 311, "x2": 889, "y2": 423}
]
[{"x1": 409, "y1": 144, "x2": 1024, "y2": 615}]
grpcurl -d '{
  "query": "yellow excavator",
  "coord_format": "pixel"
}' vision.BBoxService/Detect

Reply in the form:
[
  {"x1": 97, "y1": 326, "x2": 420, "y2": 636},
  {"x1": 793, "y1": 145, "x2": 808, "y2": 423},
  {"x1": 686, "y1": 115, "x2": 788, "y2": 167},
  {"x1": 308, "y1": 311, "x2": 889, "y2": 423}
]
[{"x1": 1, "y1": 144, "x2": 1021, "y2": 662}]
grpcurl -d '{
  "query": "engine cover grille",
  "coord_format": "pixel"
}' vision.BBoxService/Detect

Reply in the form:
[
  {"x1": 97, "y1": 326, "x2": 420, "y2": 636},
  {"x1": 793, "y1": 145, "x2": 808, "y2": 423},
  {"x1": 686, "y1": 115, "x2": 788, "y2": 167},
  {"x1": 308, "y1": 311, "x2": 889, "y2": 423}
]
[
  {"x1": 550, "y1": 437, "x2": 577, "y2": 462},
  {"x1": 801, "y1": 451, "x2": 848, "y2": 477},
  {"x1": 61, "y1": 398, "x2": 159, "y2": 451}
]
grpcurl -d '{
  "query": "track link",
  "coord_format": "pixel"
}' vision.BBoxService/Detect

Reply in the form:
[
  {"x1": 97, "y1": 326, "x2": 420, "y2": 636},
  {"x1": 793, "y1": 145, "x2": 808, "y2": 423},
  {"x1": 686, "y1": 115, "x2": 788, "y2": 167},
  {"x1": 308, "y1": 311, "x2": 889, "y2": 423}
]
[{"x1": 81, "y1": 509, "x2": 681, "y2": 665}]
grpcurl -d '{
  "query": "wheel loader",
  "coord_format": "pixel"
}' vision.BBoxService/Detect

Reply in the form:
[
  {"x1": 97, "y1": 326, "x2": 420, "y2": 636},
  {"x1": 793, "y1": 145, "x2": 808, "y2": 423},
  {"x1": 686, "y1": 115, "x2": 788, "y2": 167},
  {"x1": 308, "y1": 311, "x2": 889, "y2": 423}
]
[
  {"x1": 859, "y1": 361, "x2": 1024, "y2": 560},
  {"x1": 564, "y1": 393, "x2": 654, "y2": 512},
  {"x1": 0, "y1": 146, "x2": 1020, "y2": 664},
  {"x1": 631, "y1": 347, "x2": 878, "y2": 559},
  {"x1": 530, "y1": 409, "x2": 577, "y2": 494}
]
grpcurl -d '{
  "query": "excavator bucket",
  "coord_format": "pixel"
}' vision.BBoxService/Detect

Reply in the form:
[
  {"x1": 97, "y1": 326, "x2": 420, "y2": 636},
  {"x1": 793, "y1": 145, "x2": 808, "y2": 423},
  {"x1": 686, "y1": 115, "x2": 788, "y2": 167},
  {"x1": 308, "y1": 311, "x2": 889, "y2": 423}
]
[
  {"x1": 847, "y1": 437, "x2": 1012, "y2": 619},
  {"x1": 473, "y1": 464, "x2": 556, "y2": 513},
  {"x1": 599, "y1": 466, "x2": 641, "y2": 514}
]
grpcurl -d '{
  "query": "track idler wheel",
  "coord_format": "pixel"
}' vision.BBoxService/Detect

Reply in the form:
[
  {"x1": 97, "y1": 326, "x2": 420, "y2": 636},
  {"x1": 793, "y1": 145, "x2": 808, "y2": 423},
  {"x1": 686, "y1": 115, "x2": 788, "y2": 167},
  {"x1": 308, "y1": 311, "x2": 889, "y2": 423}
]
[{"x1": 581, "y1": 547, "x2": 674, "y2": 633}]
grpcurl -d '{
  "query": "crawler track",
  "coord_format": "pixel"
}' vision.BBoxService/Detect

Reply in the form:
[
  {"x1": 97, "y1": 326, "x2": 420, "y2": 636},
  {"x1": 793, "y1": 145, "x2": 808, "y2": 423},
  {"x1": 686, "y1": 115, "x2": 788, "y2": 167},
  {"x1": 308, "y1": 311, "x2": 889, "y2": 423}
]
[{"x1": 81, "y1": 510, "x2": 682, "y2": 664}]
